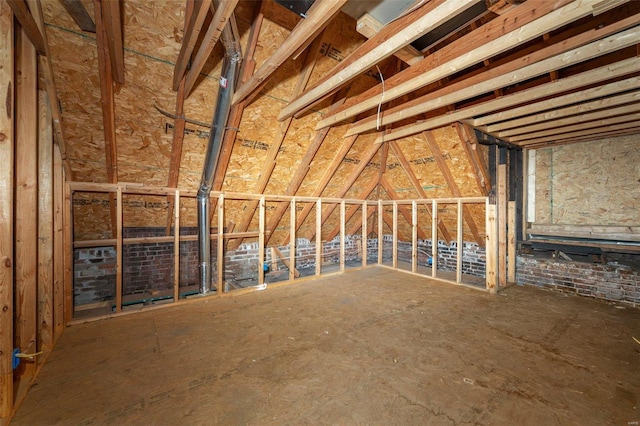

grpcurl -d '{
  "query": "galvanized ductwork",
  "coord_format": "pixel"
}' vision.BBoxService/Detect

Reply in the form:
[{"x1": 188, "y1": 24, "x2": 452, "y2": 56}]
[{"x1": 197, "y1": 24, "x2": 242, "y2": 294}]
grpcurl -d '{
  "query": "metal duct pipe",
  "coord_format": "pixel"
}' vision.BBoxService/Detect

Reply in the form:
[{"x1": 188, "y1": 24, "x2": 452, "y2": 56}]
[{"x1": 197, "y1": 24, "x2": 242, "y2": 294}]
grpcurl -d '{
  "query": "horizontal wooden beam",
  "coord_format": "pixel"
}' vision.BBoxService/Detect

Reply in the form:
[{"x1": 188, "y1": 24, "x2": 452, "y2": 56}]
[
  {"x1": 513, "y1": 118, "x2": 640, "y2": 146},
  {"x1": 7, "y1": 0, "x2": 46, "y2": 54},
  {"x1": 279, "y1": 0, "x2": 482, "y2": 120},
  {"x1": 355, "y1": 13, "x2": 423, "y2": 65},
  {"x1": 232, "y1": 0, "x2": 347, "y2": 105}
]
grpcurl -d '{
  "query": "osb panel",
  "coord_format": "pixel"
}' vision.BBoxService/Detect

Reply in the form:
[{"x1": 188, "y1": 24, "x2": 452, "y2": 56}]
[
  {"x1": 540, "y1": 136, "x2": 640, "y2": 226},
  {"x1": 534, "y1": 148, "x2": 552, "y2": 224},
  {"x1": 430, "y1": 126, "x2": 481, "y2": 197},
  {"x1": 72, "y1": 192, "x2": 111, "y2": 240},
  {"x1": 393, "y1": 134, "x2": 449, "y2": 197}
]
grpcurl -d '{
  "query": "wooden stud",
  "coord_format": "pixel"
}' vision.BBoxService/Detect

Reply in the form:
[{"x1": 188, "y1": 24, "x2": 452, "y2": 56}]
[
  {"x1": 325, "y1": 177, "x2": 379, "y2": 241},
  {"x1": 272, "y1": 247, "x2": 300, "y2": 279},
  {"x1": 340, "y1": 200, "x2": 346, "y2": 272},
  {"x1": 498, "y1": 164, "x2": 507, "y2": 288},
  {"x1": 37, "y1": 91, "x2": 54, "y2": 363},
  {"x1": 412, "y1": 201, "x2": 418, "y2": 273},
  {"x1": 486, "y1": 202, "x2": 497, "y2": 293},
  {"x1": 378, "y1": 200, "x2": 383, "y2": 265},
  {"x1": 100, "y1": 0, "x2": 124, "y2": 83},
  {"x1": 315, "y1": 199, "x2": 321, "y2": 276},
  {"x1": 217, "y1": 194, "x2": 224, "y2": 293},
  {"x1": 173, "y1": 191, "x2": 180, "y2": 302},
  {"x1": 362, "y1": 201, "x2": 368, "y2": 267},
  {"x1": 115, "y1": 187, "x2": 123, "y2": 312},
  {"x1": 289, "y1": 198, "x2": 296, "y2": 281},
  {"x1": 259, "y1": 197, "x2": 266, "y2": 285},
  {"x1": 15, "y1": 25, "x2": 38, "y2": 379},
  {"x1": 392, "y1": 202, "x2": 398, "y2": 269},
  {"x1": 63, "y1": 183, "x2": 73, "y2": 324},
  {"x1": 270, "y1": 247, "x2": 278, "y2": 271},
  {"x1": 508, "y1": 200, "x2": 516, "y2": 283},
  {"x1": 53, "y1": 146, "x2": 64, "y2": 342},
  {"x1": 380, "y1": 176, "x2": 427, "y2": 240},
  {"x1": 431, "y1": 200, "x2": 438, "y2": 279},
  {"x1": 456, "y1": 199, "x2": 463, "y2": 284},
  {"x1": 0, "y1": 2, "x2": 14, "y2": 418}
]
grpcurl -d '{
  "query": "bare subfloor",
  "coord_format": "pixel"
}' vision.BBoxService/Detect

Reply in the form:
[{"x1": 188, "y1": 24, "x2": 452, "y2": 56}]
[{"x1": 14, "y1": 267, "x2": 640, "y2": 425}]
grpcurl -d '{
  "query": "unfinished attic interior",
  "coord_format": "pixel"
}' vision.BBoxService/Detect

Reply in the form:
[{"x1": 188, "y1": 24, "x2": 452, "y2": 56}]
[{"x1": 1, "y1": 0, "x2": 639, "y2": 423}]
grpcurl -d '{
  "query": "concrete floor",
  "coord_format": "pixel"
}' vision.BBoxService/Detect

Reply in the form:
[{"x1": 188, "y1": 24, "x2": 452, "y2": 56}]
[{"x1": 13, "y1": 267, "x2": 640, "y2": 425}]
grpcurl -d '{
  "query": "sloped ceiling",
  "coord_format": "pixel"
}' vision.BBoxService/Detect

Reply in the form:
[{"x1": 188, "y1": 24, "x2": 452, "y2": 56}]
[{"x1": 28, "y1": 0, "x2": 640, "y2": 242}]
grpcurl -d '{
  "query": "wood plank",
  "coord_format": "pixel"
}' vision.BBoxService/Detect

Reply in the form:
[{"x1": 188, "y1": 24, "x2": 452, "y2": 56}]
[
  {"x1": 378, "y1": 200, "x2": 383, "y2": 265},
  {"x1": 15, "y1": 25, "x2": 38, "y2": 379},
  {"x1": 325, "y1": 177, "x2": 379, "y2": 241},
  {"x1": 346, "y1": 18, "x2": 640, "y2": 135},
  {"x1": 115, "y1": 187, "x2": 123, "y2": 312},
  {"x1": 485, "y1": 202, "x2": 497, "y2": 293},
  {"x1": 412, "y1": 201, "x2": 417, "y2": 273},
  {"x1": 217, "y1": 194, "x2": 224, "y2": 292},
  {"x1": 173, "y1": 191, "x2": 180, "y2": 302},
  {"x1": 455, "y1": 123, "x2": 489, "y2": 195},
  {"x1": 362, "y1": 201, "x2": 368, "y2": 267},
  {"x1": 259, "y1": 197, "x2": 265, "y2": 285},
  {"x1": 290, "y1": 199, "x2": 297, "y2": 280},
  {"x1": 315, "y1": 199, "x2": 322, "y2": 276},
  {"x1": 28, "y1": 0, "x2": 73, "y2": 177},
  {"x1": 392, "y1": 202, "x2": 398, "y2": 269},
  {"x1": 431, "y1": 200, "x2": 438, "y2": 279},
  {"x1": 279, "y1": 0, "x2": 482, "y2": 120},
  {"x1": 340, "y1": 201, "x2": 346, "y2": 272},
  {"x1": 232, "y1": 0, "x2": 348, "y2": 105},
  {"x1": 456, "y1": 200, "x2": 463, "y2": 284},
  {"x1": 59, "y1": 0, "x2": 95, "y2": 32},
  {"x1": 6, "y1": 0, "x2": 46, "y2": 54},
  {"x1": 380, "y1": 176, "x2": 427, "y2": 240},
  {"x1": 498, "y1": 164, "x2": 507, "y2": 288},
  {"x1": 184, "y1": 1, "x2": 240, "y2": 96},
  {"x1": 53, "y1": 146, "x2": 64, "y2": 342},
  {"x1": 100, "y1": 0, "x2": 124, "y2": 83},
  {"x1": 516, "y1": 121, "x2": 640, "y2": 146},
  {"x1": 94, "y1": 0, "x2": 118, "y2": 236},
  {"x1": 377, "y1": 57, "x2": 640, "y2": 143},
  {"x1": 0, "y1": 3, "x2": 14, "y2": 418},
  {"x1": 317, "y1": 0, "x2": 577, "y2": 128},
  {"x1": 355, "y1": 12, "x2": 423, "y2": 65},
  {"x1": 172, "y1": 0, "x2": 212, "y2": 90},
  {"x1": 487, "y1": 90, "x2": 640, "y2": 133},
  {"x1": 63, "y1": 183, "x2": 73, "y2": 324},
  {"x1": 37, "y1": 91, "x2": 54, "y2": 364},
  {"x1": 388, "y1": 141, "x2": 452, "y2": 242},
  {"x1": 507, "y1": 200, "x2": 516, "y2": 283}
]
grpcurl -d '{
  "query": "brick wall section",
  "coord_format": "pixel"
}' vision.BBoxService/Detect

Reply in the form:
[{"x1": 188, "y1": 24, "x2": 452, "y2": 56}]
[
  {"x1": 516, "y1": 256, "x2": 640, "y2": 306},
  {"x1": 74, "y1": 247, "x2": 117, "y2": 305},
  {"x1": 389, "y1": 239, "x2": 486, "y2": 277}
]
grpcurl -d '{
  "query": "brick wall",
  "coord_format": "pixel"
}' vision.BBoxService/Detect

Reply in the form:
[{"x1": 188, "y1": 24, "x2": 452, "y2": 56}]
[
  {"x1": 516, "y1": 255, "x2": 640, "y2": 305},
  {"x1": 388, "y1": 239, "x2": 486, "y2": 277}
]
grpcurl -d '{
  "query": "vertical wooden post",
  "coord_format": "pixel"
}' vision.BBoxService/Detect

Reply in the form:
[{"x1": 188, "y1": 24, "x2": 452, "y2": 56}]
[
  {"x1": 217, "y1": 194, "x2": 224, "y2": 292},
  {"x1": 63, "y1": 183, "x2": 73, "y2": 323},
  {"x1": 0, "y1": 2, "x2": 14, "y2": 418},
  {"x1": 456, "y1": 199, "x2": 463, "y2": 284},
  {"x1": 508, "y1": 200, "x2": 516, "y2": 283},
  {"x1": 173, "y1": 190, "x2": 180, "y2": 302},
  {"x1": 486, "y1": 201, "x2": 497, "y2": 293},
  {"x1": 115, "y1": 188, "x2": 123, "y2": 312},
  {"x1": 259, "y1": 197, "x2": 266, "y2": 285},
  {"x1": 339, "y1": 200, "x2": 345, "y2": 271},
  {"x1": 53, "y1": 147, "x2": 64, "y2": 342},
  {"x1": 377, "y1": 200, "x2": 383, "y2": 264},
  {"x1": 289, "y1": 198, "x2": 296, "y2": 280},
  {"x1": 431, "y1": 200, "x2": 438, "y2": 278},
  {"x1": 392, "y1": 202, "x2": 398, "y2": 269},
  {"x1": 38, "y1": 91, "x2": 54, "y2": 363},
  {"x1": 412, "y1": 201, "x2": 417, "y2": 273},
  {"x1": 361, "y1": 201, "x2": 367, "y2": 267},
  {"x1": 315, "y1": 199, "x2": 321, "y2": 275},
  {"x1": 498, "y1": 164, "x2": 507, "y2": 287},
  {"x1": 15, "y1": 25, "x2": 38, "y2": 379}
]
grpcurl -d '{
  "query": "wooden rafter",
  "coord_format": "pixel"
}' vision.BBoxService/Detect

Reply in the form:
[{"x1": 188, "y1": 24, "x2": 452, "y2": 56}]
[
  {"x1": 316, "y1": 0, "x2": 579, "y2": 129},
  {"x1": 59, "y1": 0, "x2": 96, "y2": 32},
  {"x1": 232, "y1": 0, "x2": 348, "y2": 106},
  {"x1": 422, "y1": 131, "x2": 483, "y2": 246},
  {"x1": 165, "y1": 0, "x2": 194, "y2": 235},
  {"x1": 6, "y1": 0, "x2": 46, "y2": 54},
  {"x1": 228, "y1": 33, "x2": 326, "y2": 250},
  {"x1": 100, "y1": 0, "x2": 124, "y2": 84},
  {"x1": 388, "y1": 141, "x2": 452, "y2": 242},
  {"x1": 94, "y1": 0, "x2": 118, "y2": 235},
  {"x1": 376, "y1": 56, "x2": 640, "y2": 143},
  {"x1": 346, "y1": 14, "x2": 640, "y2": 135},
  {"x1": 279, "y1": 0, "x2": 482, "y2": 121},
  {"x1": 173, "y1": 0, "x2": 212, "y2": 90},
  {"x1": 325, "y1": 177, "x2": 379, "y2": 241},
  {"x1": 456, "y1": 123, "x2": 490, "y2": 195},
  {"x1": 183, "y1": 0, "x2": 240, "y2": 97},
  {"x1": 347, "y1": 205, "x2": 376, "y2": 236}
]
